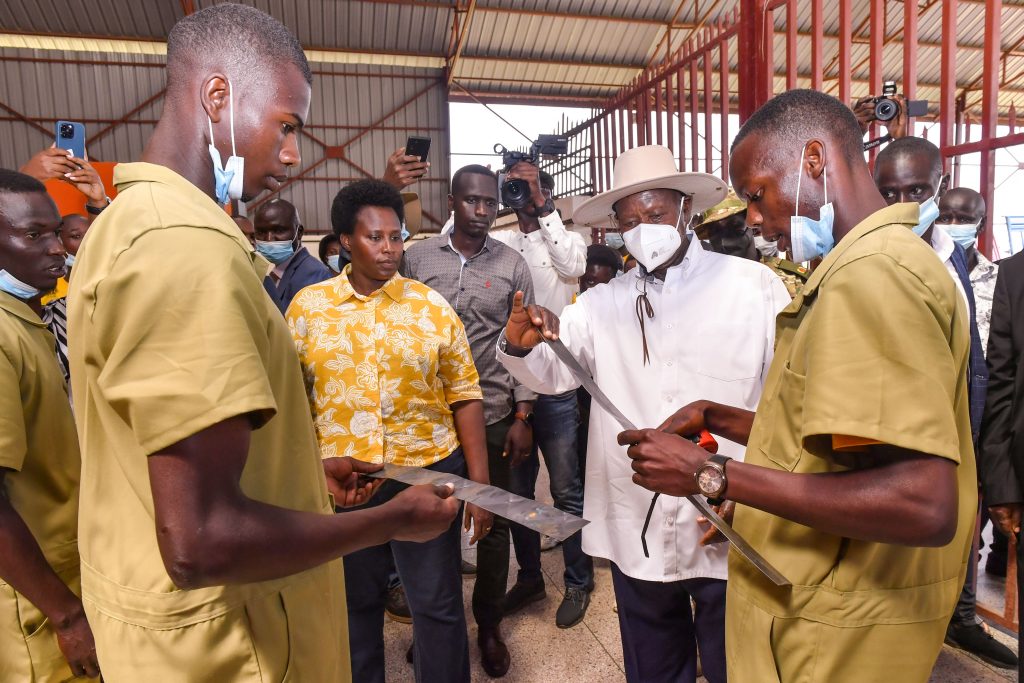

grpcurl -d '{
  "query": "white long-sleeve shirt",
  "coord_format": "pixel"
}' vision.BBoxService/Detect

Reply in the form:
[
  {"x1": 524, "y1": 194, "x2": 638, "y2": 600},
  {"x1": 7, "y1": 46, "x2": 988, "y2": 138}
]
[
  {"x1": 490, "y1": 211, "x2": 587, "y2": 316},
  {"x1": 498, "y1": 242, "x2": 790, "y2": 582}
]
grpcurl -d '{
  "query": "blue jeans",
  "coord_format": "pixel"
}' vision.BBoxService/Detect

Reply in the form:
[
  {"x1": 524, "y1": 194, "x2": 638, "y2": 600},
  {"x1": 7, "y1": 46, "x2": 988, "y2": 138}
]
[
  {"x1": 341, "y1": 449, "x2": 470, "y2": 683},
  {"x1": 509, "y1": 391, "x2": 593, "y2": 591}
]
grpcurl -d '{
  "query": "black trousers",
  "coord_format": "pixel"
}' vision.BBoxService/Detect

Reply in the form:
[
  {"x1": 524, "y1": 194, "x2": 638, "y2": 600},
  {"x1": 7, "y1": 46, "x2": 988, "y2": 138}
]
[{"x1": 472, "y1": 414, "x2": 515, "y2": 628}]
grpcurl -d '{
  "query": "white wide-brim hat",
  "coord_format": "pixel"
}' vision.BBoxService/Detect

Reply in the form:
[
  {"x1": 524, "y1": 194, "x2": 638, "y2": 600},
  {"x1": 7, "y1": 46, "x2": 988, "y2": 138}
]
[{"x1": 574, "y1": 145, "x2": 727, "y2": 227}]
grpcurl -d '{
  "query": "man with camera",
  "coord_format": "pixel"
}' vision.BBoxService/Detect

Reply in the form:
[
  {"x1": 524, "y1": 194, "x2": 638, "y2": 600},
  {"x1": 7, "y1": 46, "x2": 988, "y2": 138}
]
[{"x1": 489, "y1": 161, "x2": 594, "y2": 628}]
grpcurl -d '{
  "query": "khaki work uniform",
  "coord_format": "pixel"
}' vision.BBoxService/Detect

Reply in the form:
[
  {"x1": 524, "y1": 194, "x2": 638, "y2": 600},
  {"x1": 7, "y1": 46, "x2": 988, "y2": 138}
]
[
  {"x1": 0, "y1": 293, "x2": 82, "y2": 682},
  {"x1": 727, "y1": 204, "x2": 976, "y2": 682},
  {"x1": 67, "y1": 163, "x2": 349, "y2": 682}
]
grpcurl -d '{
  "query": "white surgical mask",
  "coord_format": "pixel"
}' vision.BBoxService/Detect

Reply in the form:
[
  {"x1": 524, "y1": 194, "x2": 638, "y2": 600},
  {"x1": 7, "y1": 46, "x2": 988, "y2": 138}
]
[
  {"x1": 65, "y1": 252, "x2": 76, "y2": 268},
  {"x1": 327, "y1": 254, "x2": 341, "y2": 272},
  {"x1": 754, "y1": 235, "x2": 779, "y2": 258},
  {"x1": 911, "y1": 186, "x2": 942, "y2": 237},
  {"x1": 0, "y1": 269, "x2": 42, "y2": 299},
  {"x1": 207, "y1": 83, "x2": 245, "y2": 205},
  {"x1": 937, "y1": 221, "x2": 980, "y2": 250},
  {"x1": 620, "y1": 196, "x2": 686, "y2": 271},
  {"x1": 789, "y1": 146, "x2": 835, "y2": 263}
]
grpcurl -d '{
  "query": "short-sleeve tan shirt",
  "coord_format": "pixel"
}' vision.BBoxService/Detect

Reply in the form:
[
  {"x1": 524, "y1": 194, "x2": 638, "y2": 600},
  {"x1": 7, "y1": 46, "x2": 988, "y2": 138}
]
[
  {"x1": 67, "y1": 163, "x2": 347, "y2": 681},
  {"x1": 730, "y1": 203, "x2": 976, "y2": 627}
]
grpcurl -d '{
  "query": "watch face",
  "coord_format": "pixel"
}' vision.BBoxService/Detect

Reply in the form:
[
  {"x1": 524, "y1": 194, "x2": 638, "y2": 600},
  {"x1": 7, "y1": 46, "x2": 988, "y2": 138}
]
[{"x1": 697, "y1": 466, "x2": 724, "y2": 496}]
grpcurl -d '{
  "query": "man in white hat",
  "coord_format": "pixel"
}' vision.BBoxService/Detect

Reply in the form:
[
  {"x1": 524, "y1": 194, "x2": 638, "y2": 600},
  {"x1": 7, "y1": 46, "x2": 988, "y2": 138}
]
[{"x1": 496, "y1": 145, "x2": 790, "y2": 683}]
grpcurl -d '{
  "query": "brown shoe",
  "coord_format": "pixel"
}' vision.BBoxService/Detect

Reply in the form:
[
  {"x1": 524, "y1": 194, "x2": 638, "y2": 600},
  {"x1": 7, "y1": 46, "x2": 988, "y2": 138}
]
[{"x1": 478, "y1": 625, "x2": 510, "y2": 678}]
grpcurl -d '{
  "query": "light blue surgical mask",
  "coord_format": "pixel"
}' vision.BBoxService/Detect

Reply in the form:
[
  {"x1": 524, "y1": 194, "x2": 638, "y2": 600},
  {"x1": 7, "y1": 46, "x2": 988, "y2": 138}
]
[
  {"x1": 605, "y1": 231, "x2": 625, "y2": 250},
  {"x1": 255, "y1": 231, "x2": 297, "y2": 265},
  {"x1": 327, "y1": 254, "x2": 341, "y2": 272},
  {"x1": 936, "y1": 221, "x2": 980, "y2": 250},
  {"x1": 207, "y1": 83, "x2": 244, "y2": 205},
  {"x1": 401, "y1": 222, "x2": 411, "y2": 242},
  {"x1": 911, "y1": 192, "x2": 942, "y2": 237},
  {"x1": 0, "y1": 269, "x2": 42, "y2": 299},
  {"x1": 789, "y1": 146, "x2": 835, "y2": 263},
  {"x1": 65, "y1": 252, "x2": 76, "y2": 268}
]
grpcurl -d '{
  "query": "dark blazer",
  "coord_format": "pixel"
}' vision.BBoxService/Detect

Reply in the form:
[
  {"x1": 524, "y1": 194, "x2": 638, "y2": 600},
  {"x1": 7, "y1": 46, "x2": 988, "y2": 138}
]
[
  {"x1": 950, "y1": 242, "x2": 988, "y2": 443},
  {"x1": 980, "y1": 250, "x2": 1024, "y2": 506},
  {"x1": 263, "y1": 247, "x2": 334, "y2": 314}
]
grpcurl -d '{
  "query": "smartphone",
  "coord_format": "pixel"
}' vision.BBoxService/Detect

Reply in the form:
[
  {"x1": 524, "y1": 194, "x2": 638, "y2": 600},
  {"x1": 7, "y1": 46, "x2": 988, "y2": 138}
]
[
  {"x1": 405, "y1": 135, "x2": 431, "y2": 163},
  {"x1": 56, "y1": 121, "x2": 86, "y2": 159}
]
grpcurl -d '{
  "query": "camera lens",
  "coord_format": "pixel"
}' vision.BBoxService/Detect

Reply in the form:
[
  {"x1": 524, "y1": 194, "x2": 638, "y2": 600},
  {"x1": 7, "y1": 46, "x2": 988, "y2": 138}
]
[
  {"x1": 501, "y1": 179, "x2": 531, "y2": 209},
  {"x1": 874, "y1": 99, "x2": 898, "y2": 122},
  {"x1": 59, "y1": 123, "x2": 74, "y2": 138}
]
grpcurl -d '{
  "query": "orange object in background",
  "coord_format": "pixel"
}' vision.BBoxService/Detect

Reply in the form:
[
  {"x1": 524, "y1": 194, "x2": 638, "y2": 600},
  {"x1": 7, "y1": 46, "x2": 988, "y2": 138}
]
[{"x1": 42, "y1": 161, "x2": 118, "y2": 216}]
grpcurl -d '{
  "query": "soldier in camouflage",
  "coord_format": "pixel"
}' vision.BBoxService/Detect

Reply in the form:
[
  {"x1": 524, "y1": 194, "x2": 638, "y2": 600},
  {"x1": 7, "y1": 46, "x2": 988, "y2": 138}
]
[{"x1": 694, "y1": 188, "x2": 808, "y2": 298}]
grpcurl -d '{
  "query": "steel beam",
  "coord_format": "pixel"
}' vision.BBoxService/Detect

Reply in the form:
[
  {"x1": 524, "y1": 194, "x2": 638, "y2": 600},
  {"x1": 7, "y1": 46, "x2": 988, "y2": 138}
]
[{"x1": 978, "y1": 0, "x2": 1004, "y2": 258}]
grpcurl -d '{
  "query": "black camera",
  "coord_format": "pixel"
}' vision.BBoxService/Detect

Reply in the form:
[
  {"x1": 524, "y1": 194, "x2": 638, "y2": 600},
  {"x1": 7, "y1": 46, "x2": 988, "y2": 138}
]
[
  {"x1": 494, "y1": 134, "x2": 568, "y2": 209},
  {"x1": 59, "y1": 123, "x2": 76, "y2": 138},
  {"x1": 871, "y1": 81, "x2": 928, "y2": 122}
]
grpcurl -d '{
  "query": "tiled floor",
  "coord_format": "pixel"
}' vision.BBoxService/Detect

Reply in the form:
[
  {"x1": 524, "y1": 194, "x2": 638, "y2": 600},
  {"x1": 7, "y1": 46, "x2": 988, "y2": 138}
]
[{"x1": 380, "y1": 466, "x2": 1020, "y2": 682}]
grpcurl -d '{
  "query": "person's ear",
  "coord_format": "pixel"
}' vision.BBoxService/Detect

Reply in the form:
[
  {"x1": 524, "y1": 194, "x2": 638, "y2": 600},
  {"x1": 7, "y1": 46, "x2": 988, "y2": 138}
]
[
  {"x1": 938, "y1": 174, "x2": 950, "y2": 197},
  {"x1": 447, "y1": 194, "x2": 454, "y2": 213},
  {"x1": 201, "y1": 74, "x2": 230, "y2": 125},
  {"x1": 804, "y1": 140, "x2": 826, "y2": 180},
  {"x1": 340, "y1": 233, "x2": 351, "y2": 253}
]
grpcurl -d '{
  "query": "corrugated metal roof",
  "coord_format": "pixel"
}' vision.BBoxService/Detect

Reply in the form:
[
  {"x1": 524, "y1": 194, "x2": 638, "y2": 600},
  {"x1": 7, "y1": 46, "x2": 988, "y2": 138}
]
[{"x1": 0, "y1": 0, "x2": 180, "y2": 39}]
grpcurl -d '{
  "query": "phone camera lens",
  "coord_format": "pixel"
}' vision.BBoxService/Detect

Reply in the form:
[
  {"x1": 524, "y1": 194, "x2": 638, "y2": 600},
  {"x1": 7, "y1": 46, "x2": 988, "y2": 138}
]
[{"x1": 59, "y1": 124, "x2": 74, "y2": 138}]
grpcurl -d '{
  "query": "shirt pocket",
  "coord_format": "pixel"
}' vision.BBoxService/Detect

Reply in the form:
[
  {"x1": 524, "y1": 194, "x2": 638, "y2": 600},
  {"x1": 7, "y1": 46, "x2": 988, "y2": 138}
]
[
  {"x1": 757, "y1": 363, "x2": 806, "y2": 472},
  {"x1": 694, "y1": 322, "x2": 762, "y2": 382}
]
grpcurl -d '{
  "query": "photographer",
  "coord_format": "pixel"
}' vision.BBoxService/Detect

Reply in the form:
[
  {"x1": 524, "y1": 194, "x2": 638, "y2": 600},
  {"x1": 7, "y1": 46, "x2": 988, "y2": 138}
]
[{"x1": 490, "y1": 162, "x2": 594, "y2": 629}]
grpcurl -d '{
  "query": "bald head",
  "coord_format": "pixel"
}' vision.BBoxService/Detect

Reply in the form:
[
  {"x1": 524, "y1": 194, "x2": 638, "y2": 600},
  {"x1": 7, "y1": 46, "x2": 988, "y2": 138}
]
[
  {"x1": 873, "y1": 136, "x2": 946, "y2": 208},
  {"x1": 166, "y1": 4, "x2": 312, "y2": 97},
  {"x1": 938, "y1": 187, "x2": 986, "y2": 227}
]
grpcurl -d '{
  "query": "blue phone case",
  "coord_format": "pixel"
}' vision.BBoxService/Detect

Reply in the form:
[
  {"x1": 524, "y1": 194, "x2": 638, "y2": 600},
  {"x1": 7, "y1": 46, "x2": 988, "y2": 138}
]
[{"x1": 55, "y1": 120, "x2": 86, "y2": 159}]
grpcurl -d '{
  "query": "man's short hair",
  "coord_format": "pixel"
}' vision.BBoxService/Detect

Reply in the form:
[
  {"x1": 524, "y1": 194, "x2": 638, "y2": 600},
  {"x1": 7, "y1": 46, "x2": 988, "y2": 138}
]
[
  {"x1": 166, "y1": 4, "x2": 312, "y2": 93},
  {"x1": 0, "y1": 168, "x2": 47, "y2": 195},
  {"x1": 731, "y1": 89, "x2": 864, "y2": 164},
  {"x1": 451, "y1": 165, "x2": 498, "y2": 195},
  {"x1": 331, "y1": 179, "x2": 405, "y2": 236},
  {"x1": 539, "y1": 170, "x2": 555, "y2": 192},
  {"x1": 875, "y1": 136, "x2": 944, "y2": 182},
  {"x1": 587, "y1": 244, "x2": 623, "y2": 273}
]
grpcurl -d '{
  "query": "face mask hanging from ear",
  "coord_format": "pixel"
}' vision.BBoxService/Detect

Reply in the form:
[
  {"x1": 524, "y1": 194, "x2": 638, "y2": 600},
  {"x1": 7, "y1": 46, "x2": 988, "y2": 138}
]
[
  {"x1": 789, "y1": 145, "x2": 835, "y2": 263},
  {"x1": 911, "y1": 185, "x2": 942, "y2": 237},
  {"x1": 207, "y1": 84, "x2": 245, "y2": 205},
  {"x1": 0, "y1": 270, "x2": 42, "y2": 300}
]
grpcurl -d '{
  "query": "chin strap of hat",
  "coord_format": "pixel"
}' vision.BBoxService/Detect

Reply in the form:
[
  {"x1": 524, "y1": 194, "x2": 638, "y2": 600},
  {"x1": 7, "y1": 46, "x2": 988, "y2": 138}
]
[{"x1": 634, "y1": 269, "x2": 655, "y2": 366}]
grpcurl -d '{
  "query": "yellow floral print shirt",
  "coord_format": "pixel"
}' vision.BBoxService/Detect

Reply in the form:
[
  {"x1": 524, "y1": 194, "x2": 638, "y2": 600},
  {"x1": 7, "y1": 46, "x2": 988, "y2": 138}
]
[{"x1": 287, "y1": 266, "x2": 482, "y2": 467}]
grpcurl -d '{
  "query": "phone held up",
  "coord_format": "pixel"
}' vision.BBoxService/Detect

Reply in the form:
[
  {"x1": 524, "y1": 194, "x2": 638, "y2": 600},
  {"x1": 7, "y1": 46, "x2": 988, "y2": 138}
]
[
  {"x1": 405, "y1": 135, "x2": 431, "y2": 163},
  {"x1": 56, "y1": 121, "x2": 87, "y2": 160}
]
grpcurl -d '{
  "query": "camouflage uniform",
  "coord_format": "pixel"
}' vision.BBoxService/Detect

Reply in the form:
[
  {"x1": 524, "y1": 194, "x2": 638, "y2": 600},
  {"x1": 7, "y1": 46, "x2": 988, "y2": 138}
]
[{"x1": 762, "y1": 256, "x2": 809, "y2": 298}]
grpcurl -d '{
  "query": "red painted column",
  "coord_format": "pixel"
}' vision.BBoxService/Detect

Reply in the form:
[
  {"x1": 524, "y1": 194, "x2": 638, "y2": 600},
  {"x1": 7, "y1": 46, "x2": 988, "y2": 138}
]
[{"x1": 978, "y1": 0, "x2": 1003, "y2": 258}]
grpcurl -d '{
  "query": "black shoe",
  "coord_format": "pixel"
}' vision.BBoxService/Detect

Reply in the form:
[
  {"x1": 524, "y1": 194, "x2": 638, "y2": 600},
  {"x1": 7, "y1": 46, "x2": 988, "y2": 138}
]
[
  {"x1": 461, "y1": 559, "x2": 477, "y2": 575},
  {"x1": 555, "y1": 586, "x2": 591, "y2": 628},
  {"x1": 478, "y1": 625, "x2": 511, "y2": 678},
  {"x1": 406, "y1": 641, "x2": 414, "y2": 664},
  {"x1": 502, "y1": 579, "x2": 546, "y2": 616},
  {"x1": 385, "y1": 584, "x2": 412, "y2": 624},
  {"x1": 945, "y1": 621, "x2": 1018, "y2": 669}
]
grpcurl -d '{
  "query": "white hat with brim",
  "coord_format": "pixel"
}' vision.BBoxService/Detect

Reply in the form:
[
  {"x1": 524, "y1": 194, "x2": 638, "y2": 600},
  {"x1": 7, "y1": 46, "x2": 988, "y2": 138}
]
[{"x1": 573, "y1": 145, "x2": 727, "y2": 227}]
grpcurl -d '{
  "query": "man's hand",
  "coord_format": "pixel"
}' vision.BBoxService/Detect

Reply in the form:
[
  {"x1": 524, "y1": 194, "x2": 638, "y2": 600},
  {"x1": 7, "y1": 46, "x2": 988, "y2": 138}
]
[
  {"x1": 697, "y1": 500, "x2": 735, "y2": 546},
  {"x1": 19, "y1": 145, "x2": 80, "y2": 183},
  {"x1": 504, "y1": 291, "x2": 559, "y2": 350},
  {"x1": 504, "y1": 161, "x2": 547, "y2": 215},
  {"x1": 388, "y1": 483, "x2": 460, "y2": 543},
  {"x1": 852, "y1": 95, "x2": 908, "y2": 139},
  {"x1": 53, "y1": 603, "x2": 100, "y2": 679},
  {"x1": 464, "y1": 502, "x2": 494, "y2": 545},
  {"x1": 64, "y1": 157, "x2": 107, "y2": 205},
  {"x1": 657, "y1": 401, "x2": 710, "y2": 438},
  {"x1": 989, "y1": 503, "x2": 1022, "y2": 538},
  {"x1": 618, "y1": 428, "x2": 707, "y2": 497},
  {"x1": 322, "y1": 457, "x2": 383, "y2": 508},
  {"x1": 382, "y1": 147, "x2": 429, "y2": 190},
  {"x1": 503, "y1": 418, "x2": 533, "y2": 465}
]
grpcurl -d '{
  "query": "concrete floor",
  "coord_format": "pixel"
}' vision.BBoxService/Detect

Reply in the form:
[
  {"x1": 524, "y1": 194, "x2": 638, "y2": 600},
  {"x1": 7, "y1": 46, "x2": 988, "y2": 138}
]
[{"x1": 380, "y1": 466, "x2": 1020, "y2": 682}]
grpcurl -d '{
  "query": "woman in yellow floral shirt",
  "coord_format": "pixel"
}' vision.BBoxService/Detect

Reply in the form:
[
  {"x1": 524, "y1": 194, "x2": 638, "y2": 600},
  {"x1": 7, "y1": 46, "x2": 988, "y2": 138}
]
[{"x1": 287, "y1": 179, "x2": 491, "y2": 683}]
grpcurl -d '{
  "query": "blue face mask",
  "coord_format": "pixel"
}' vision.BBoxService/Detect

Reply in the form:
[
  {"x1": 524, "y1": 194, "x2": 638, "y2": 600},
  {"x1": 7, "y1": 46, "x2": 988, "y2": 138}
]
[
  {"x1": 605, "y1": 231, "x2": 625, "y2": 250},
  {"x1": 0, "y1": 269, "x2": 42, "y2": 299},
  {"x1": 65, "y1": 252, "x2": 76, "y2": 268},
  {"x1": 255, "y1": 232, "x2": 296, "y2": 265},
  {"x1": 327, "y1": 254, "x2": 341, "y2": 272},
  {"x1": 207, "y1": 83, "x2": 245, "y2": 205},
  {"x1": 936, "y1": 221, "x2": 980, "y2": 250},
  {"x1": 401, "y1": 223, "x2": 411, "y2": 242},
  {"x1": 789, "y1": 146, "x2": 835, "y2": 263},
  {"x1": 911, "y1": 187, "x2": 942, "y2": 237}
]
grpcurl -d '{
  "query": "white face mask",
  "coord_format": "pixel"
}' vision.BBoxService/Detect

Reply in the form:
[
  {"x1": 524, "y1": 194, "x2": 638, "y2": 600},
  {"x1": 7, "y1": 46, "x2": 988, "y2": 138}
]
[
  {"x1": 936, "y1": 221, "x2": 981, "y2": 250},
  {"x1": 620, "y1": 196, "x2": 686, "y2": 272},
  {"x1": 911, "y1": 185, "x2": 942, "y2": 237},
  {"x1": 207, "y1": 83, "x2": 245, "y2": 205},
  {"x1": 753, "y1": 235, "x2": 779, "y2": 258}
]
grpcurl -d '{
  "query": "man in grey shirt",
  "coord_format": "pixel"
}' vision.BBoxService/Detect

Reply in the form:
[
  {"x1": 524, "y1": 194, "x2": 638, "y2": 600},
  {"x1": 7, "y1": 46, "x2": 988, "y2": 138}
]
[{"x1": 403, "y1": 164, "x2": 536, "y2": 678}]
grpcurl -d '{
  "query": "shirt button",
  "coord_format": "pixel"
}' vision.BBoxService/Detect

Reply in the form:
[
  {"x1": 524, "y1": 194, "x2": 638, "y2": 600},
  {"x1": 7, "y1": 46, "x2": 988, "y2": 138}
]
[
  {"x1": 666, "y1": 361, "x2": 673, "y2": 367},
  {"x1": 666, "y1": 323, "x2": 674, "y2": 329},
  {"x1": 666, "y1": 516, "x2": 674, "y2": 526},
  {"x1": 665, "y1": 395, "x2": 673, "y2": 402}
]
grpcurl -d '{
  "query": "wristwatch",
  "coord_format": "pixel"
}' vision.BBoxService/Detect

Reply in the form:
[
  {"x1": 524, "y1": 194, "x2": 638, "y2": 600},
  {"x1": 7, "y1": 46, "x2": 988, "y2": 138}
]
[
  {"x1": 85, "y1": 195, "x2": 112, "y2": 215},
  {"x1": 695, "y1": 454, "x2": 731, "y2": 505},
  {"x1": 498, "y1": 333, "x2": 532, "y2": 358},
  {"x1": 514, "y1": 411, "x2": 534, "y2": 427}
]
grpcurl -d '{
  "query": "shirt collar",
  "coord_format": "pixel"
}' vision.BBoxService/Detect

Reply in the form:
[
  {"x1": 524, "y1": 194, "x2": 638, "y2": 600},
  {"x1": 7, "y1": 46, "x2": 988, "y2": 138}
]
[
  {"x1": 444, "y1": 232, "x2": 490, "y2": 259},
  {"x1": 336, "y1": 264, "x2": 406, "y2": 302},
  {"x1": 0, "y1": 291, "x2": 45, "y2": 327},
  {"x1": 929, "y1": 220, "x2": 955, "y2": 264}
]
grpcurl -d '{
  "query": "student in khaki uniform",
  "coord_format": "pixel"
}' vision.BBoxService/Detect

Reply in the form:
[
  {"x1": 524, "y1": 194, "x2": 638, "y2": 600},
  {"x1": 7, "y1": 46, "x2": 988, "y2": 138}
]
[
  {"x1": 613, "y1": 91, "x2": 975, "y2": 682},
  {"x1": 0, "y1": 170, "x2": 99, "y2": 681},
  {"x1": 65, "y1": 6, "x2": 459, "y2": 682}
]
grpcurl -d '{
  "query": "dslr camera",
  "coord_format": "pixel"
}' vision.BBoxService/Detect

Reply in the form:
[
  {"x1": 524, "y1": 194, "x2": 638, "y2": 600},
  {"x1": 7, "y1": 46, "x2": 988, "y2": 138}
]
[
  {"x1": 494, "y1": 134, "x2": 569, "y2": 209},
  {"x1": 870, "y1": 81, "x2": 928, "y2": 122}
]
